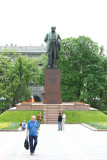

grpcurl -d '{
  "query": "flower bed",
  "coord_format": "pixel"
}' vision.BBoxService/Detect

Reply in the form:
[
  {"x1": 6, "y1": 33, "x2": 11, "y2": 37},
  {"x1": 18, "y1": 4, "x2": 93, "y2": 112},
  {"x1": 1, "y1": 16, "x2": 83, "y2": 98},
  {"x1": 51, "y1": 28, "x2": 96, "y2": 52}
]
[
  {"x1": 87, "y1": 122, "x2": 107, "y2": 129},
  {"x1": 0, "y1": 122, "x2": 12, "y2": 129},
  {"x1": 0, "y1": 122, "x2": 20, "y2": 130}
]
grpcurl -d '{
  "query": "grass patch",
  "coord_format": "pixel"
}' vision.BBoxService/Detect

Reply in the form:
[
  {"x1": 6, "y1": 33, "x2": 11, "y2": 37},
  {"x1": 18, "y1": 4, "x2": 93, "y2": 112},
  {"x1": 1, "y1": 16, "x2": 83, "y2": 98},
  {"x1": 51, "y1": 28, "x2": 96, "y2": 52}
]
[
  {"x1": 87, "y1": 122, "x2": 107, "y2": 129},
  {"x1": 0, "y1": 111, "x2": 43, "y2": 123},
  {"x1": 0, "y1": 122, "x2": 20, "y2": 130},
  {"x1": 64, "y1": 111, "x2": 107, "y2": 123}
]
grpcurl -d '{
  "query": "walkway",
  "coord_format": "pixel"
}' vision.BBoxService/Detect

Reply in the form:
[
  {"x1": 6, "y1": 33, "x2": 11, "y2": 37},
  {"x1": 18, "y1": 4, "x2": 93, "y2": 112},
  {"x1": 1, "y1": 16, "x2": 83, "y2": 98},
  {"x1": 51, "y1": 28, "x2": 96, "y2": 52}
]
[{"x1": 0, "y1": 124, "x2": 107, "y2": 160}]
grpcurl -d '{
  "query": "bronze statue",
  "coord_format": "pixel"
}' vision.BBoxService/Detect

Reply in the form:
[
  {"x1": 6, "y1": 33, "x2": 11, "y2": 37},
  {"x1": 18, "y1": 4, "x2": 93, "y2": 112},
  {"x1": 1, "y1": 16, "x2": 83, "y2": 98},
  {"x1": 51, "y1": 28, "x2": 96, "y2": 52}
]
[{"x1": 44, "y1": 26, "x2": 61, "y2": 68}]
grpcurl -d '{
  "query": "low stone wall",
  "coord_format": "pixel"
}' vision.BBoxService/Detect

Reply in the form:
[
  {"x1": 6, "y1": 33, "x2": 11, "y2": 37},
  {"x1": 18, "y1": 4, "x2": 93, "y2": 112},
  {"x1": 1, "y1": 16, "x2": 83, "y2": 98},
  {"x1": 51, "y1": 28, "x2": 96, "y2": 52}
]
[
  {"x1": 16, "y1": 102, "x2": 90, "y2": 111},
  {"x1": 16, "y1": 103, "x2": 45, "y2": 110}
]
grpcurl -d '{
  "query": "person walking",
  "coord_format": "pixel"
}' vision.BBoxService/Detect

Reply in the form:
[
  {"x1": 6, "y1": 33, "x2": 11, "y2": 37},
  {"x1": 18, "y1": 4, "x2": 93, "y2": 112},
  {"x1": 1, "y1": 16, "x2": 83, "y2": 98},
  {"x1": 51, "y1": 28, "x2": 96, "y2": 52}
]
[
  {"x1": 58, "y1": 112, "x2": 62, "y2": 131},
  {"x1": 26, "y1": 115, "x2": 39, "y2": 155},
  {"x1": 62, "y1": 112, "x2": 66, "y2": 130},
  {"x1": 37, "y1": 112, "x2": 42, "y2": 129}
]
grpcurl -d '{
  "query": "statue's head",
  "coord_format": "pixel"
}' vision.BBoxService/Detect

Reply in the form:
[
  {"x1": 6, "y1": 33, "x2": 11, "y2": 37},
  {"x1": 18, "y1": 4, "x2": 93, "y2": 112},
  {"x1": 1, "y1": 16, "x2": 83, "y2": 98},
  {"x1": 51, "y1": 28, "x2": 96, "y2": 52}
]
[{"x1": 51, "y1": 26, "x2": 56, "y2": 32}]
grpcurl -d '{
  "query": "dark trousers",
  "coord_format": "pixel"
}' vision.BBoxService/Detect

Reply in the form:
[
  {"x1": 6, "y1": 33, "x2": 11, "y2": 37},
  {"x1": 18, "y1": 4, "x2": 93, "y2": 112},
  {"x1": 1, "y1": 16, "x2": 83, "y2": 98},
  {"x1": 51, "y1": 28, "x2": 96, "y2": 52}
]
[
  {"x1": 29, "y1": 135, "x2": 37, "y2": 153},
  {"x1": 38, "y1": 121, "x2": 41, "y2": 128}
]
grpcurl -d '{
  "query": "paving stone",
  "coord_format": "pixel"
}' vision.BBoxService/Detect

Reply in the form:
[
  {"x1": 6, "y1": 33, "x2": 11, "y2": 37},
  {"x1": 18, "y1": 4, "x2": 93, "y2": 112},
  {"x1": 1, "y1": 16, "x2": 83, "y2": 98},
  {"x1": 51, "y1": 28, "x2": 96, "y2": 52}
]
[{"x1": 0, "y1": 124, "x2": 107, "y2": 160}]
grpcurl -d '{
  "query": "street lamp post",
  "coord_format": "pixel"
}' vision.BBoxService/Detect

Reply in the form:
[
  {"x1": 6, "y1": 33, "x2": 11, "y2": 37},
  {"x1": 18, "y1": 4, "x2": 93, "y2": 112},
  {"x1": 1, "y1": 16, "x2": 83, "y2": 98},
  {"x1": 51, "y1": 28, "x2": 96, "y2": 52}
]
[
  {"x1": 0, "y1": 96, "x2": 6, "y2": 113},
  {"x1": 95, "y1": 97, "x2": 100, "y2": 109}
]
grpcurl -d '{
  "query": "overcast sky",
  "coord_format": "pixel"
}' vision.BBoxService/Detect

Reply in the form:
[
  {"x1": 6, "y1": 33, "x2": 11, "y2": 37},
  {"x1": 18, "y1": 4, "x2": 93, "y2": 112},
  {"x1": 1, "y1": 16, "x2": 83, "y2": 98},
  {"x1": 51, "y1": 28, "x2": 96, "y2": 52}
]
[{"x1": 0, "y1": 0, "x2": 107, "y2": 50}]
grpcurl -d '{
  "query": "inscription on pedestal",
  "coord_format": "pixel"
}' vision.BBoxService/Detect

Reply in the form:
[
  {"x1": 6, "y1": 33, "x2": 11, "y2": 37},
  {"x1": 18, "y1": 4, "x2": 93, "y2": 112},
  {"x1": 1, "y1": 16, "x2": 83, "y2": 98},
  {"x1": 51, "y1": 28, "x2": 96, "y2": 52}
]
[
  {"x1": 43, "y1": 69, "x2": 62, "y2": 104},
  {"x1": 48, "y1": 77, "x2": 57, "y2": 84}
]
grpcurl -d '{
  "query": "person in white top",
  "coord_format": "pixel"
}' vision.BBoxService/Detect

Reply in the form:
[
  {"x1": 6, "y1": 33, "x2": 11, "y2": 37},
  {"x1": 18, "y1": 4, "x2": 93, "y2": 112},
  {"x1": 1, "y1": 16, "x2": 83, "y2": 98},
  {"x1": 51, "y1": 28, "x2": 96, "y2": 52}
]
[{"x1": 62, "y1": 112, "x2": 66, "y2": 130}]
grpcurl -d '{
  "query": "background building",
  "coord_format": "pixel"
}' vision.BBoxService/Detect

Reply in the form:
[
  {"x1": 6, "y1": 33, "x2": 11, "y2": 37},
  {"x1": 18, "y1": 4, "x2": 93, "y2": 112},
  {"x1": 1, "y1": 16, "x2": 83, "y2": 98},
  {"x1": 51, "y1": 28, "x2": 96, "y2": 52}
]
[{"x1": 0, "y1": 44, "x2": 46, "y2": 57}]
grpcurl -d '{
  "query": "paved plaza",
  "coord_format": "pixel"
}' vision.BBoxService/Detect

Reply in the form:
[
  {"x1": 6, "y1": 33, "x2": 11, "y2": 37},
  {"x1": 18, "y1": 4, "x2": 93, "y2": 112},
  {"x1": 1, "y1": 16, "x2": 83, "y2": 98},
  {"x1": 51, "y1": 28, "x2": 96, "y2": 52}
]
[{"x1": 0, "y1": 124, "x2": 107, "y2": 160}]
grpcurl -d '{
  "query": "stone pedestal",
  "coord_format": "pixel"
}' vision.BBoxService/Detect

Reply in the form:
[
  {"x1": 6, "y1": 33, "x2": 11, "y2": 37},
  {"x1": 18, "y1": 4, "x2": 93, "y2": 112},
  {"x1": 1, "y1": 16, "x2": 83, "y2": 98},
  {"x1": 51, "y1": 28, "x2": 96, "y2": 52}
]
[{"x1": 43, "y1": 68, "x2": 62, "y2": 104}]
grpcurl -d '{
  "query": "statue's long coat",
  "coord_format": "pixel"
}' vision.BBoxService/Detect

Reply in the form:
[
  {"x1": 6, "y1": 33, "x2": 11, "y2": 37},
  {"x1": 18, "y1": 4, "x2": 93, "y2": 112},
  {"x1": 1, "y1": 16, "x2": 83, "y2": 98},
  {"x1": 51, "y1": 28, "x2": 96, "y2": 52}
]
[{"x1": 44, "y1": 32, "x2": 61, "y2": 59}]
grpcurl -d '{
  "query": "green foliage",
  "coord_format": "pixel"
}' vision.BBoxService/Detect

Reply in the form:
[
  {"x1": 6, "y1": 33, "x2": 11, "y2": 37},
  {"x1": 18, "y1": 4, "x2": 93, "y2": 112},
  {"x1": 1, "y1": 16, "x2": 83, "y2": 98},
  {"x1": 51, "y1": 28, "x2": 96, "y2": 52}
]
[
  {"x1": 102, "y1": 111, "x2": 107, "y2": 115},
  {"x1": 64, "y1": 111, "x2": 107, "y2": 123},
  {"x1": 57, "y1": 36, "x2": 107, "y2": 109},
  {"x1": 38, "y1": 54, "x2": 48, "y2": 86},
  {"x1": 0, "y1": 111, "x2": 43, "y2": 123},
  {"x1": 0, "y1": 51, "x2": 46, "y2": 108}
]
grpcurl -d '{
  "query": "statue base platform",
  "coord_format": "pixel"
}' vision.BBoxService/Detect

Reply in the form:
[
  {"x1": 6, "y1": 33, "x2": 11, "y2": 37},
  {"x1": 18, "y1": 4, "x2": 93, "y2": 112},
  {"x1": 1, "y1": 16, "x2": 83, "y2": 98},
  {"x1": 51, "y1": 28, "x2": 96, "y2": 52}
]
[{"x1": 14, "y1": 102, "x2": 95, "y2": 124}]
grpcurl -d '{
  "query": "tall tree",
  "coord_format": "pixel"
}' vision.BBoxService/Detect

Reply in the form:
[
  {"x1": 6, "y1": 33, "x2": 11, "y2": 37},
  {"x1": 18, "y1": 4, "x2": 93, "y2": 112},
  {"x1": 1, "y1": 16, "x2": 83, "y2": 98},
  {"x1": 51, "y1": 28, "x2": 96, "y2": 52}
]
[
  {"x1": 57, "y1": 36, "x2": 106, "y2": 109},
  {"x1": 0, "y1": 51, "x2": 41, "y2": 107},
  {"x1": 38, "y1": 54, "x2": 48, "y2": 86}
]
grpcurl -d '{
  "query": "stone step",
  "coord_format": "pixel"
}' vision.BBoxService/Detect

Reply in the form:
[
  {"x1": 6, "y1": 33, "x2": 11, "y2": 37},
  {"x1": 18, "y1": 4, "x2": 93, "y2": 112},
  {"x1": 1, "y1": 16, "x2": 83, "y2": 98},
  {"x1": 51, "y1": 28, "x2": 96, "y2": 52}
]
[
  {"x1": 47, "y1": 110, "x2": 60, "y2": 114},
  {"x1": 46, "y1": 121, "x2": 58, "y2": 124},
  {"x1": 47, "y1": 119, "x2": 58, "y2": 121},
  {"x1": 46, "y1": 112, "x2": 59, "y2": 115},
  {"x1": 46, "y1": 122, "x2": 57, "y2": 124},
  {"x1": 46, "y1": 118, "x2": 58, "y2": 121},
  {"x1": 46, "y1": 114, "x2": 58, "y2": 119}
]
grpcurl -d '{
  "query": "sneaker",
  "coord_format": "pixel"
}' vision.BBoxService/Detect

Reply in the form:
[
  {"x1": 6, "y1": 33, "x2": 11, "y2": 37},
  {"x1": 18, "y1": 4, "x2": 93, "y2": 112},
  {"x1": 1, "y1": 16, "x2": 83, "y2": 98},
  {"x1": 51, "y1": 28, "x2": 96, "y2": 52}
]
[
  {"x1": 30, "y1": 152, "x2": 33, "y2": 155},
  {"x1": 33, "y1": 150, "x2": 35, "y2": 153}
]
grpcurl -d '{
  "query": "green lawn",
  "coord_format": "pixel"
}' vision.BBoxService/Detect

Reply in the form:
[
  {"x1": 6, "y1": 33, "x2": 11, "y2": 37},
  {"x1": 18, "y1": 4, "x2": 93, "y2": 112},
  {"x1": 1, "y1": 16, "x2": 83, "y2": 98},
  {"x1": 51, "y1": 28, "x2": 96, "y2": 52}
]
[
  {"x1": 64, "y1": 111, "x2": 107, "y2": 123},
  {"x1": 1, "y1": 110, "x2": 107, "y2": 124},
  {"x1": 0, "y1": 111, "x2": 43, "y2": 123}
]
